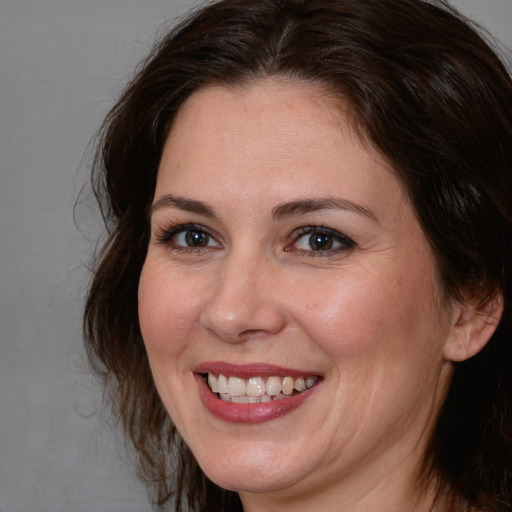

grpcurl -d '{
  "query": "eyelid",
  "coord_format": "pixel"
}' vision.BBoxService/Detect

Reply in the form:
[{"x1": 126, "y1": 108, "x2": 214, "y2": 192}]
[
  {"x1": 289, "y1": 225, "x2": 356, "y2": 254},
  {"x1": 154, "y1": 222, "x2": 221, "y2": 248},
  {"x1": 153, "y1": 221, "x2": 355, "y2": 256}
]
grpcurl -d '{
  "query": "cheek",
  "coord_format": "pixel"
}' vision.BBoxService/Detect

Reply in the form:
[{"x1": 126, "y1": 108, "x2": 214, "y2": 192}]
[
  {"x1": 137, "y1": 261, "x2": 204, "y2": 427},
  {"x1": 296, "y1": 261, "x2": 440, "y2": 364},
  {"x1": 138, "y1": 260, "x2": 203, "y2": 356}
]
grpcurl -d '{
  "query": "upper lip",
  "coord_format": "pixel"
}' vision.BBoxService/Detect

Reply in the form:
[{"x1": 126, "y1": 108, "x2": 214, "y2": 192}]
[{"x1": 193, "y1": 361, "x2": 321, "y2": 379}]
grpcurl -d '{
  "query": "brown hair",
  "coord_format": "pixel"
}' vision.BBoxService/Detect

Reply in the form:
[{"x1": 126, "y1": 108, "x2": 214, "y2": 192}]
[{"x1": 84, "y1": 0, "x2": 512, "y2": 510}]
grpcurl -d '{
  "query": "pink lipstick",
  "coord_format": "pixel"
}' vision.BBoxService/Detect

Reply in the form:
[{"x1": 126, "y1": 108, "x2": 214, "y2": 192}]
[{"x1": 194, "y1": 362, "x2": 322, "y2": 424}]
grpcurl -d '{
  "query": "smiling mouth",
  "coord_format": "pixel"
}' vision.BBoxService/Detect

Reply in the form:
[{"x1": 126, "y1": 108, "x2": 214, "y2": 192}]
[{"x1": 204, "y1": 373, "x2": 320, "y2": 404}]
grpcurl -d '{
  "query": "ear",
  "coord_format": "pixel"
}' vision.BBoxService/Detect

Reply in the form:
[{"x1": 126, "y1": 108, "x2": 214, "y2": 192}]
[{"x1": 443, "y1": 291, "x2": 504, "y2": 362}]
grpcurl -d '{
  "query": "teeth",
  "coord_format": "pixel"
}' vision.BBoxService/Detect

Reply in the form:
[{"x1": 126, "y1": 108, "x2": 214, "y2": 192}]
[
  {"x1": 231, "y1": 396, "x2": 250, "y2": 404},
  {"x1": 208, "y1": 373, "x2": 218, "y2": 393},
  {"x1": 305, "y1": 377, "x2": 316, "y2": 389},
  {"x1": 294, "y1": 376, "x2": 306, "y2": 392},
  {"x1": 228, "y1": 376, "x2": 246, "y2": 397},
  {"x1": 266, "y1": 376, "x2": 282, "y2": 396},
  {"x1": 246, "y1": 377, "x2": 265, "y2": 397},
  {"x1": 205, "y1": 373, "x2": 319, "y2": 403},
  {"x1": 217, "y1": 374, "x2": 228, "y2": 394},
  {"x1": 281, "y1": 376, "x2": 294, "y2": 395}
]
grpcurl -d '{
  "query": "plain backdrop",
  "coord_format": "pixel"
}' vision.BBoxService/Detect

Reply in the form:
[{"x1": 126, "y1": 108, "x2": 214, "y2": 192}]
[{"x1": 0, "y1": 1, "x2": 510, "y2": 511}]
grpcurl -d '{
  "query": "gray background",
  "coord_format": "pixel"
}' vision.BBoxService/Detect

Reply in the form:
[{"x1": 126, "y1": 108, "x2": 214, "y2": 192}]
[{"x1": 0, "y1": 1, "x2": 510, "y2": 511}]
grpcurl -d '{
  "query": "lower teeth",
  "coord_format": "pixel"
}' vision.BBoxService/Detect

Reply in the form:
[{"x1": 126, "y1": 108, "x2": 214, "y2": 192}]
[{"x1": 217, "y1": 391, "x2": 299, "y2": 403}]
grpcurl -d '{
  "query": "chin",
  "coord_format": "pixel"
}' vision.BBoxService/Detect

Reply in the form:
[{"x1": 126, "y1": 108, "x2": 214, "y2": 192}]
[{"x1": 192, "y1": 442, "x2": 311, "y2": 495}]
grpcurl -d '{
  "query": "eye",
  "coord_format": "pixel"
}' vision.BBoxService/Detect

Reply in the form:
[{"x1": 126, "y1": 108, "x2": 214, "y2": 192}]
[
  {"x1": 291, "y1": 227, "x2": 355, "y2": 254},
  {"x1": 155, "y1": 223, "x2": 220, "y2": 250},
  {"x1": 174, "y1": 229, "x2": 212, "y2": 247}
]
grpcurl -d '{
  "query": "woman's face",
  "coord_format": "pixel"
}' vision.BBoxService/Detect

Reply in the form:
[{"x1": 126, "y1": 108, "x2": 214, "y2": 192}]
[{"x1": 139, "y1": 79, "x2": 457, "y2": 508}]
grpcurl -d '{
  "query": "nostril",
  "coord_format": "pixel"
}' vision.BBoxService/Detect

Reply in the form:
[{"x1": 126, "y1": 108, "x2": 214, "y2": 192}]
[
  {"x1": 239, "y1": 328, "x2": 266, "y2": 338},
  {"x1": 204, "y1": 326, "x2": 220, "y2": 339},
  {"x1": 199, "y1": 282, "x2": 287, "y2": 342}
]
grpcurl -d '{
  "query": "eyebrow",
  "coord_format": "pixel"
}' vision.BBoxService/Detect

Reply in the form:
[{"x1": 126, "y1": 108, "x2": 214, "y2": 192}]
[
  {"x1": 272, "y1": 197, "x2": 378, "y2": 221},
  {"x1": 150, "y1": 194, "x2": 378, "y2": 222},
  {"x1": 150, "y1": 194, "x2": 217, "y2": 219}
]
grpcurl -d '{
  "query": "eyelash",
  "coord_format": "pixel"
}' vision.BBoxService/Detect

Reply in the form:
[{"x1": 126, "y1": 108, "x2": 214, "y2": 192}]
[
  {"x1": 289, "y1": 226, "x2": 356, "y2": 256},
  {"x1": 154, "y1": 223, "x2": 356, "y2": 256},
  {"x1": 155, "y1": 223, "x2": 220, "y2": 253}
]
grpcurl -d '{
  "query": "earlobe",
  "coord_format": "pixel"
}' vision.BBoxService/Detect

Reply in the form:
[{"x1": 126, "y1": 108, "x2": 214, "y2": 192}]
[{"x1": 443, "y1": 292, "x2": 504, "y2": 362}]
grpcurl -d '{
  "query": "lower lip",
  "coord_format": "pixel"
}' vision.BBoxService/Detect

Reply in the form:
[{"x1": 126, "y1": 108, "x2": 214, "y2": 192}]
[{"x1": 195, "y1": 374, "x2": 319, "y2": 424}]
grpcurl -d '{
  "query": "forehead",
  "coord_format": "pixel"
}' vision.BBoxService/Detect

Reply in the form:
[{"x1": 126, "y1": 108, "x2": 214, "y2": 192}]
[{"x1": 156, "y1": 79, "x2": 401, "y2": 207}]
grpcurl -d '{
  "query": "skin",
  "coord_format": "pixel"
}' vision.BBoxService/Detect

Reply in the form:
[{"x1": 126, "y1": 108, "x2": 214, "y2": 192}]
[{"x1": 138, "y1": 79, "x2": 496, "y2": 512}]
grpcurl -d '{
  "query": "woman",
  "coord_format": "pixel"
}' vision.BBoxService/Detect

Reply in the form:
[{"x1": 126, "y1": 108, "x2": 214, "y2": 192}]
[{"x1": 84, "y1": 0, "x2": 512, "y2": 510}]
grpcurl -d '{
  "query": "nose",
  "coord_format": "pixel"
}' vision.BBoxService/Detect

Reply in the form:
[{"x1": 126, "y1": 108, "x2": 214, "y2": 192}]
[{"x1": 200, "y1": 252, "x2": 287, "y2": 343}]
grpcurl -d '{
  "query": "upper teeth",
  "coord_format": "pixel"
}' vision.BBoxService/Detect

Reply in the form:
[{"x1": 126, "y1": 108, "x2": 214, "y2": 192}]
[{"x1": 207, "y1": 373, "x2": 317, "y2": 400}]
